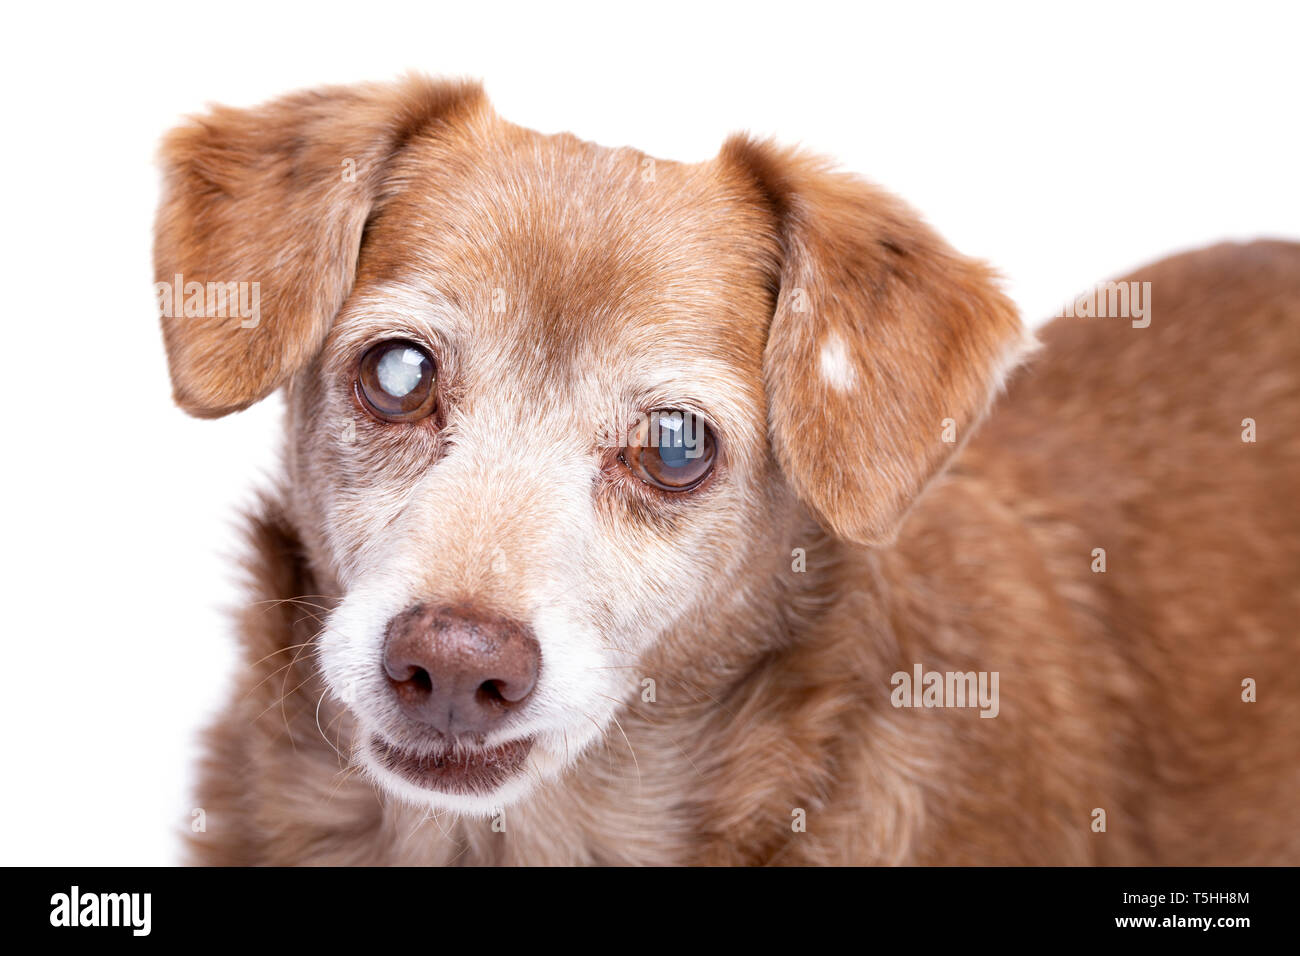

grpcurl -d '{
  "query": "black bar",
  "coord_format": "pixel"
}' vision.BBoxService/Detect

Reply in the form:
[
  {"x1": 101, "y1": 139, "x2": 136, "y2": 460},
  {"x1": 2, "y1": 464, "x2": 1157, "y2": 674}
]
[{"x1": 11, "y1": 866, "x2": 1288, "y2": 942}]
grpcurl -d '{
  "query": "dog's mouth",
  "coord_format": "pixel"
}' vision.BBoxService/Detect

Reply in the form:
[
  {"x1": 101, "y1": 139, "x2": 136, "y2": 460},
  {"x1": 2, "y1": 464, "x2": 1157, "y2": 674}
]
[{"x1": 369, "y1": 734, "x2": 534, "y2": 794}]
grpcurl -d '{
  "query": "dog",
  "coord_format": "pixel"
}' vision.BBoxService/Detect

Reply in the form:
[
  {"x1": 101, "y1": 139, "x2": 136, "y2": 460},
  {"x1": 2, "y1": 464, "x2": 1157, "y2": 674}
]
[{"x1": 155, "y1": 76, "x2": 1300, "y2": 865}]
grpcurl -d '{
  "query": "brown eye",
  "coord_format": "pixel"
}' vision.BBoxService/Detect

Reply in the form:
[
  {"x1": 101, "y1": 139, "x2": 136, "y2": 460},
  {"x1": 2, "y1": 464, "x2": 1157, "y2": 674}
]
[
  {"x1": 620, "y1": 410, "x2": 717, "y2": 492},
  {"x1": 357, "y1": 340, "x2": 437, "y2": 422}
]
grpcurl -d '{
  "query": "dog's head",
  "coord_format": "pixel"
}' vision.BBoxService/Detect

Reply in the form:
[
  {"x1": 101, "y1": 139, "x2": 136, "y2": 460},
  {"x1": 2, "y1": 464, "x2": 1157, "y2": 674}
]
[{"x1": 156, "y1": 77, "x2": 1029, "y2": 813}]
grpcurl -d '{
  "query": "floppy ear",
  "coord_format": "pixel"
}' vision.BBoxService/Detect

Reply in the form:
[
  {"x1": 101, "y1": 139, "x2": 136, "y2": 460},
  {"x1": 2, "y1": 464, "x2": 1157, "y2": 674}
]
[
  {"x1": 153, "y1": 76, "x2": 484, "y2": 418},
  {"x1": 724, "y1": 136, "x2": 1034, "y2": 546}
]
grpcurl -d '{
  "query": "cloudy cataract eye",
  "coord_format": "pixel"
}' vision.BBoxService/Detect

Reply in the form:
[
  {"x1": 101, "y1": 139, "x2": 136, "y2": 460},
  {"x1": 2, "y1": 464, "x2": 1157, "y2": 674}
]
[{"x1": 377, "y1": 347, "x2": 426, "y2": 397}]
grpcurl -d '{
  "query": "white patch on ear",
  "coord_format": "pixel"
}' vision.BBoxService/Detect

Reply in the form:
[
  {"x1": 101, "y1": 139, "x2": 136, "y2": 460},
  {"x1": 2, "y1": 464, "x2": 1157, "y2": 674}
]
[{"x1": 819, "y1": 333, "x2": 856, "y2": 391}]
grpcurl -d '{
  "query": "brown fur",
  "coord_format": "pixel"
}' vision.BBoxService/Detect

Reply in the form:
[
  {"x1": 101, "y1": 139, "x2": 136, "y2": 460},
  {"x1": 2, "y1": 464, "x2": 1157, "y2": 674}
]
[{"x1": 158, "y1": 77, "x2": 1300, "y2": 865}]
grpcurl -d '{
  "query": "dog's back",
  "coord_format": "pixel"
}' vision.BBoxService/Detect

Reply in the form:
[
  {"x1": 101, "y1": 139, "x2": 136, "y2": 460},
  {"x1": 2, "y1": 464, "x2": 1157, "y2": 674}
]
[{"x1": 933, "y1": 240, "x2": 1300, "y2": 863}]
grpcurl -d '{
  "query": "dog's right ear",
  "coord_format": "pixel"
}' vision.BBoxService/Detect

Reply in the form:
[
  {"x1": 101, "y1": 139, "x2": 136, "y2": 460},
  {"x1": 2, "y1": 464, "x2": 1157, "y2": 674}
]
[{"x1": 153, "y1": 77, "x2": 484, "y2": 418}]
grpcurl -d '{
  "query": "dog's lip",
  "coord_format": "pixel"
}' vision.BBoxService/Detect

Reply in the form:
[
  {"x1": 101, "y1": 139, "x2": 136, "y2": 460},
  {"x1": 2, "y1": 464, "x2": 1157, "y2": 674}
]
[{"x1": 370, "y1": 733, "x2": 534, "y2": 794}]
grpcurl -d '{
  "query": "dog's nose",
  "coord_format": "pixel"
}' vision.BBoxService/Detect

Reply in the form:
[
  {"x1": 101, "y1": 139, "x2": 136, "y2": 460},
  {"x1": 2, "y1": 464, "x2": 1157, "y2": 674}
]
[{"x1": 382, "y1": 604, "x2": 540, "y2": 737}]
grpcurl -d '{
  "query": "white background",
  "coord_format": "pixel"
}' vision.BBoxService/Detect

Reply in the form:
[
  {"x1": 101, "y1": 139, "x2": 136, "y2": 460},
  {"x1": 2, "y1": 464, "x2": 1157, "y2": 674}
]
[{"x1": 1, "y1": 1, "x2": 1296, "y2": 864}]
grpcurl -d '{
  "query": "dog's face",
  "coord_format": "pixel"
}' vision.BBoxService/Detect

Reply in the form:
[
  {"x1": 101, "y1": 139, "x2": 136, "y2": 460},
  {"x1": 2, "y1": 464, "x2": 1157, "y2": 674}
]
[
  {"x1": 155, "y1": 78, "x2": 1028, "y2": 813},
  {"x1": 296, "y1": 122, "x2": 788, "y2": 812}
]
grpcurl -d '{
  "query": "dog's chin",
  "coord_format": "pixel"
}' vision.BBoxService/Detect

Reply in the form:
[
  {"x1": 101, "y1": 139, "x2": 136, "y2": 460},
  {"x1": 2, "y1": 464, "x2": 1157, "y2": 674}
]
[{"x1": 357, "y1": 732, "x2": 544, "y2": 815}]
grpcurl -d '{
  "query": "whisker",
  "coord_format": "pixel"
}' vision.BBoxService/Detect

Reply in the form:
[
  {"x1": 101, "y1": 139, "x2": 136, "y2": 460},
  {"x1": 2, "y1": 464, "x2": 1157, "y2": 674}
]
[
  {"x1": 315, "y1": 690, "x2": 344, "y2": 760},
  {"x1": 245, "y1": 641, "x2": 316, "y2": 671},
  {"x1": 581, "y1": 712, "x2": 616, "y2": 775},
  {"x1": 325, "y1": 764, "x2": 363, "y2": 804},
  {"x1": 278, "y1": 631, "x2": 325, "y2": 750},
  {"x1": 606, "y1": 712, "x2": 641, "y2": 795}
]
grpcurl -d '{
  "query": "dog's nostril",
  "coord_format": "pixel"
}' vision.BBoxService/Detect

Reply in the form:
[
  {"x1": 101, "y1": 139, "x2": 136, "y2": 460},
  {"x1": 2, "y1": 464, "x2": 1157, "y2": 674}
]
[
  {"x1": 477, "y1": 680, "x2": 507, "y2": 707},
  {"x1": 383, "y1": 659, "x2": 433, "y2": 692}
]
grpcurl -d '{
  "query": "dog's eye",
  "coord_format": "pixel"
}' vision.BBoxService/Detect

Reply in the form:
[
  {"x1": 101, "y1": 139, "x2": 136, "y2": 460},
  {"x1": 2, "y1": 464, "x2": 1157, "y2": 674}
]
[
  {"x1": 620, "y1": 410, "x2": 717, "y2": 492},
  {"x1": 357, "y1": 341, "x2": 437, "y2": 422}
]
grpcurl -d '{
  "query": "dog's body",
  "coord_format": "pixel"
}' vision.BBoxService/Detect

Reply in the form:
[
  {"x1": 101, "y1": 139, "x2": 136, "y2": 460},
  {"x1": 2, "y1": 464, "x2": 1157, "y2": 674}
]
[{"x1": 159, "y1": 79, "x2": 1300, "y2": 865}]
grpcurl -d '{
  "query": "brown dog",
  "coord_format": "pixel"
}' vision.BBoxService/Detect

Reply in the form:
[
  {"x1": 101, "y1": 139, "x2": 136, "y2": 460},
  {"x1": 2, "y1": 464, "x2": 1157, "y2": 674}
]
[{"x1": 155, "y1": 76, "x2": 1300, "y2": 865}]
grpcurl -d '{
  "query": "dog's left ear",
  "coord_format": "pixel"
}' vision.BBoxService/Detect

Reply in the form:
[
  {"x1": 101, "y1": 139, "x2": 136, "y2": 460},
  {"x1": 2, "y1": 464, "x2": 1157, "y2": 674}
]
[{"x1": 724, "y1": 136, "x2": 1034, "y2": 546}]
